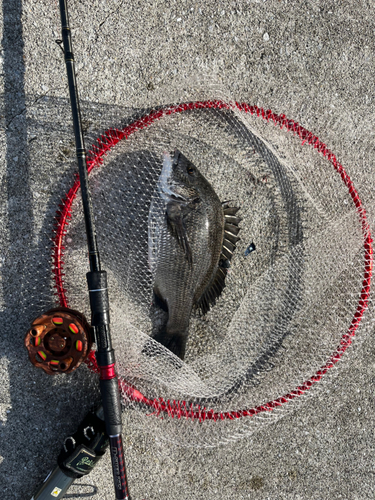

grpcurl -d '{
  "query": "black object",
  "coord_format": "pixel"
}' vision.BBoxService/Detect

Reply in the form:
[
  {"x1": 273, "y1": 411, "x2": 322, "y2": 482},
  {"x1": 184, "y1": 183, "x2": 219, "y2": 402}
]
[
  {"x1": 58, "y1": 406, "x2": 108, "y2": 478},
  {"x1": 31, "y1": 407, "x2": 108, "y2": 499},
  {"x1": 58, "y1": 1, "x2": 130, "y2": 498},
  {"x1": 244, "y1": 242, "x2": 256, "y2": 256},
  {"x1": 30, "y1": 467, "x2": 73, "y2": 500}
]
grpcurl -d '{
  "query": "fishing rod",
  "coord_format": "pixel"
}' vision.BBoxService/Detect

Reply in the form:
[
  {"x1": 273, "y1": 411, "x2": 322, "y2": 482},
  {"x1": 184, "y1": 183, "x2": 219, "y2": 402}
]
[{"x1": 56, "y1": 0, "x2": 130, "y2": 498}]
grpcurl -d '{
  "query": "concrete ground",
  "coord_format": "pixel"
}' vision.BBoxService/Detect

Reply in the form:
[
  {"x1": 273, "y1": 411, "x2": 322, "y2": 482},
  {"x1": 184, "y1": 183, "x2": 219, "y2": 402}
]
[{"x1": 0, "y1": 1, "x2": 374, "y2": 499}]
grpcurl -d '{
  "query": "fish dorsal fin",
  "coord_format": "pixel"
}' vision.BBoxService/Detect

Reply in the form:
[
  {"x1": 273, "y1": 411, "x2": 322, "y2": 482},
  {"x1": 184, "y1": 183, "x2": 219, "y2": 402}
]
[
  {"x1": 197, "y1": 203, "x2": 241, "y2": 314},
  {"x1": 221, "y1": 202, "x2": 242, "y2": 262}
]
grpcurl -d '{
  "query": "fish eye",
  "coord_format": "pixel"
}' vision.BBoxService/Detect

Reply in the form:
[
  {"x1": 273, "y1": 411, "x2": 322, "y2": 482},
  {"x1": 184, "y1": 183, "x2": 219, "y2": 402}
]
[{"x1": 187, "y1": 166, "x2": 195, "y2": 176}]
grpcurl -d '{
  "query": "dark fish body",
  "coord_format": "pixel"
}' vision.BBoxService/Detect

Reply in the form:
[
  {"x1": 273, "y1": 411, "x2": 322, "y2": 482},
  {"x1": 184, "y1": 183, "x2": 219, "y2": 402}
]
[{"x1": 148, "y1": 150, "x2": 240, "y2": 359}]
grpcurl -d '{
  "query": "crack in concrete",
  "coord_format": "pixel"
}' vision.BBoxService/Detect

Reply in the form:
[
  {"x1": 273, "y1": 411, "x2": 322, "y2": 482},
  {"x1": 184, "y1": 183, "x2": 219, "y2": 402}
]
[
  {"x1": 5, "y1": 92, "x2": 55, "y2": 129},
  {"x1": 95, "y1": 0, "x2": 126, "y2": 41},
  {"x1": 5, "y1": 108, "x2": 26, "y2": 129}
]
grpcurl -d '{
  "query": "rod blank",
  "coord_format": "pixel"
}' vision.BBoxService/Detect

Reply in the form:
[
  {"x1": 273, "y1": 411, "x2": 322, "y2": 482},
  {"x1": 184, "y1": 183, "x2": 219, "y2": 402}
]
[{"x1": 58, "y1": 1, "x2": 130, "y2": 498}]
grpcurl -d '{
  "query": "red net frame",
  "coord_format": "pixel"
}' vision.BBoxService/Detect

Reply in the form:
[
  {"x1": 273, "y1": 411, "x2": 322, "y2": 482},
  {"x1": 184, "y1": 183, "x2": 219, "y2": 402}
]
[{"x1": 52, "y1": 100, "x2": 373, "y2": 421}]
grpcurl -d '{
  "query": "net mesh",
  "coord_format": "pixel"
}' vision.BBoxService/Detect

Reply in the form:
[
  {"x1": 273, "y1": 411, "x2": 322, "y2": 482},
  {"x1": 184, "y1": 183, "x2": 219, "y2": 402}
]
[{"x1": 50, "y1": 86, "x2": 373, "y2": 447}]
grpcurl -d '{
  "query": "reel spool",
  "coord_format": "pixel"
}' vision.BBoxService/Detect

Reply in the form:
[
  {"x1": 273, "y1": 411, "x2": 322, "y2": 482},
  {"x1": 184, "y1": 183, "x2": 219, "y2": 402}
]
[{"x1": 25, "y1": 307, "x2": 92, "y2": 375}]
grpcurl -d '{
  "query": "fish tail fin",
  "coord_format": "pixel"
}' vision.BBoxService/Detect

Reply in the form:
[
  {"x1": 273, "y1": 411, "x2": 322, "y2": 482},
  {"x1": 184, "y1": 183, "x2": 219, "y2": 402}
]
[{"x1": 152, "y1": 329, "x2": 187, "y2": 360}]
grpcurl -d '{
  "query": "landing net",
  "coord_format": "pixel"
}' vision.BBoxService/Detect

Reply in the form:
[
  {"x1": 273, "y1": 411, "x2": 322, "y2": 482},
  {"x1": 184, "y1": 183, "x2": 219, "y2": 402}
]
[{"x1": 51, "y1": 87, "x2": 373, "y2": 446}]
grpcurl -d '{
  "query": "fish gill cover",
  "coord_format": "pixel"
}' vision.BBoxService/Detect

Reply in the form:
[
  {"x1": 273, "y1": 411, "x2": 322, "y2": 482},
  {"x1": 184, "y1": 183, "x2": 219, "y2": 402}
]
[{"x1": 50, "y1": 84, "x2": 373, "y2": 447}]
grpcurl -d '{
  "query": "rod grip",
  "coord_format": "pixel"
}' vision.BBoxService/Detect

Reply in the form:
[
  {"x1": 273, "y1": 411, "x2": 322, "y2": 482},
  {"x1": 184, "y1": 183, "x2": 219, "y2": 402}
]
[
  {"x1": 100, "y1": 377, "x2": 122, "y2": 436},
  {"x1": 109, "y1": 435, "x2": 130, "y2": 500},
  {"x1": 100, "y1": 376, "x2": 130, "y2": 499},
  {"x1": 87, "y1": 271, "x2": 110, "y2": 329}
]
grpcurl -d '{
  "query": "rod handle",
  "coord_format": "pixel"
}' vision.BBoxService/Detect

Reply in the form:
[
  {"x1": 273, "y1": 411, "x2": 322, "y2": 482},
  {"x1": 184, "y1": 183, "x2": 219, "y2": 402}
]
[
  {"x1": 100, "y1": 377, "x2": 130, "y2": 499},
  {"x1": 109, "y1": 435, "x2": 131, "y2": 500},
  {"x1": 99, "y1": 377, "x2": 122, "y2": 436}
]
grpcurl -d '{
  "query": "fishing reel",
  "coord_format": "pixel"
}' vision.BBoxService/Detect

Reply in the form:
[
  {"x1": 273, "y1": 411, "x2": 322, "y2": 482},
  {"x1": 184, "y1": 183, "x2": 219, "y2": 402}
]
[{"x1": 24, "y1": 307, "x2": 93, "y2": 375}]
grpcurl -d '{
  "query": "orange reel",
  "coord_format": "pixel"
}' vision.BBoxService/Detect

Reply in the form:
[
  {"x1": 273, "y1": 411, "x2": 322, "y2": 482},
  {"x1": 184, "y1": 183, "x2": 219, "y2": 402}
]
[{"x1": 25, "y1": 307, "x2": 92, "y2": 375}]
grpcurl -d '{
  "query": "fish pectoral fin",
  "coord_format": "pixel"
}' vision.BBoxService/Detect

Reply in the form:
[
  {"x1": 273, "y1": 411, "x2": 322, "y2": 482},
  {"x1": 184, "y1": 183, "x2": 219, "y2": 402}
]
[{"x1": 166, "y1": 201, "x2": 192, "y2": 264}]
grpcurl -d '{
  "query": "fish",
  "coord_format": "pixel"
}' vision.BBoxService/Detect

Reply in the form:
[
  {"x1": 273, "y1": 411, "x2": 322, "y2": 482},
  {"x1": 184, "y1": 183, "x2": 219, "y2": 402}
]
[{"x1": 147, "y1": 149, "x2": 241, "y2": 360}]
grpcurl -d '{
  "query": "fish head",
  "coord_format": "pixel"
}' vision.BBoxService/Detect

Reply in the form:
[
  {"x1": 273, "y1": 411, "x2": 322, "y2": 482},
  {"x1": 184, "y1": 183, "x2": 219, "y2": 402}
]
[
  {"x1": 163, "y1": 149, "x2": 211, "y2": 201},
  {"x1": 158, "y1": 149, "x2": 216, "y2": 206}
]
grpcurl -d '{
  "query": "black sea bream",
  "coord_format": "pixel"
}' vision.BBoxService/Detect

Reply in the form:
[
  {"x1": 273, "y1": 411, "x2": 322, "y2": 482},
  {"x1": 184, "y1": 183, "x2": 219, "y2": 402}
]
[{"x1": 147, "y1": 150, "x2": 241, "y2": 360}]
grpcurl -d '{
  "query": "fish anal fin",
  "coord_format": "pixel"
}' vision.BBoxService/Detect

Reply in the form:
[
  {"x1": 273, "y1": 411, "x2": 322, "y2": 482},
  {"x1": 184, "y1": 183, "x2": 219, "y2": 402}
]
[
  {"x1": 166, "y1": 201, "x2": 192, "y2": 264},
  {"x1": 196, "y1": 265, "x2": 228, "y2": 314}
]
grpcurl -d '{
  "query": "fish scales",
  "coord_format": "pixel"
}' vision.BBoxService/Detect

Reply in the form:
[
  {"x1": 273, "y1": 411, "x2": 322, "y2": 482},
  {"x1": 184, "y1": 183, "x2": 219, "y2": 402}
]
[{"x1": 147, "y1": 149, "x2": 240, "y2": 360}]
